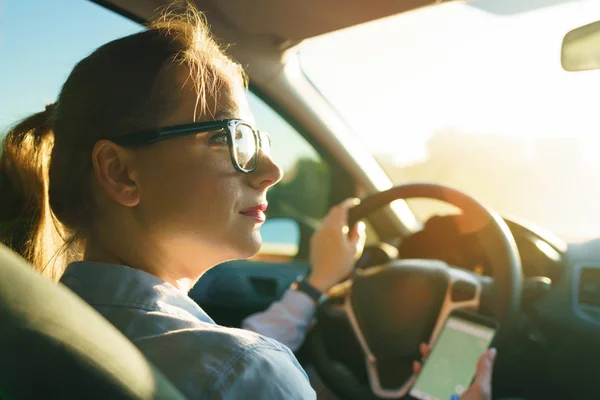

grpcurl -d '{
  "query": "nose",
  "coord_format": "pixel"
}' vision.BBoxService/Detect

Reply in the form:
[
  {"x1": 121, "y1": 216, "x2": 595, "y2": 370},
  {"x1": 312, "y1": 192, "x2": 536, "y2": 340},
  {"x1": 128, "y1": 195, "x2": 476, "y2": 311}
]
[{"x1": 246, "y1": 148, "x2": 283, "y2": 190}]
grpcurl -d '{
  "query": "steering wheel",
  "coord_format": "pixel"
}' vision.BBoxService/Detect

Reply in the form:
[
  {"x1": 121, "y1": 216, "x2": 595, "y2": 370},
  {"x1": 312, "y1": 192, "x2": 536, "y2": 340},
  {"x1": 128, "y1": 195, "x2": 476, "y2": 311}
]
[{"x1": 308, "y1": 183, "x2": 522, "y2": 400}]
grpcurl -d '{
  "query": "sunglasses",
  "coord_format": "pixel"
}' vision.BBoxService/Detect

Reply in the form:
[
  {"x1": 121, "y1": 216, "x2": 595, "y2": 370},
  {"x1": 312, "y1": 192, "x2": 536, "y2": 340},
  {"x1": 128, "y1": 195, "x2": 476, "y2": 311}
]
[{"x1": 110, "y1": 119, "x2": 271, "y2": 174}]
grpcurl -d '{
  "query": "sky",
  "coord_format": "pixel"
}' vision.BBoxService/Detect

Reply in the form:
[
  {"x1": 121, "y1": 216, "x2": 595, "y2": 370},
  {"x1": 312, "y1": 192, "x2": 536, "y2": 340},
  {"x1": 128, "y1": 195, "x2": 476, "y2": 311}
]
[{"x1": 0, "y1": 0, "x2": 142, "y2": 131}]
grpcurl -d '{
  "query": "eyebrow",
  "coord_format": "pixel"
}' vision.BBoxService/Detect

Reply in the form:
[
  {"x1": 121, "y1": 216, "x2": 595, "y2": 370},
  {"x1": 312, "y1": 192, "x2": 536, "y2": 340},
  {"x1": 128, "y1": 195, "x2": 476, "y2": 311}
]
[{"x1": 214, "y1": 107, "x2": 239, "y2": 121}]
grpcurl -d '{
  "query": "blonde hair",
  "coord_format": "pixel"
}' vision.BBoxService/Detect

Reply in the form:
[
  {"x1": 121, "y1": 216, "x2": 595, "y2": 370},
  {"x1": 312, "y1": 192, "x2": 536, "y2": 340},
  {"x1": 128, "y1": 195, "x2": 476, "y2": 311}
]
[{"x1": 0, "y1": 2, "x2": 246, "y2": 281}]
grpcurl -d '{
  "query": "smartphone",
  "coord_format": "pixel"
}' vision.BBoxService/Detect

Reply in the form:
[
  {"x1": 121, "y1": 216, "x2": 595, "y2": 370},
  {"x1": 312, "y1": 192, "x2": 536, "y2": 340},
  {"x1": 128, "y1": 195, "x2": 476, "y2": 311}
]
[{"x1": 409, "y1": 310, "x2": 498, "y2": 400}]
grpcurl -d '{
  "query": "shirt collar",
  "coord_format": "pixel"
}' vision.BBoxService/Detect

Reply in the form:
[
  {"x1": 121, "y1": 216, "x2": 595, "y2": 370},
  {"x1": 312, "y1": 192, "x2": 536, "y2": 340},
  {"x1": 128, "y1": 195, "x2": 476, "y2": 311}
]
[{"x1": 60, "y1": 261, "x2": 214, "y2": 324}]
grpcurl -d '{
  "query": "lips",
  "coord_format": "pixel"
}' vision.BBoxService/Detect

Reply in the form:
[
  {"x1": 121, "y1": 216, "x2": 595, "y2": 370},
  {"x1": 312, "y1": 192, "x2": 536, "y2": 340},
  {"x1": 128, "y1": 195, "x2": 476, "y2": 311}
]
[{"x1": 239, "y1": 203, "x2": 268, "y2": 222}]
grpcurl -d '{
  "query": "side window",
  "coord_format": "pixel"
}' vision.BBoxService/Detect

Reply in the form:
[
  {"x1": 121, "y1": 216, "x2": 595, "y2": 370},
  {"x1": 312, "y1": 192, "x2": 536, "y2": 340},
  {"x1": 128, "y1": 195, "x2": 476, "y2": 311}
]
[
  {"x1": 0, "y1": 1, "x2": 142, "y2": 134},
  {"x1": 247, "y1": 92, "x2": 331, "y2": 259}
]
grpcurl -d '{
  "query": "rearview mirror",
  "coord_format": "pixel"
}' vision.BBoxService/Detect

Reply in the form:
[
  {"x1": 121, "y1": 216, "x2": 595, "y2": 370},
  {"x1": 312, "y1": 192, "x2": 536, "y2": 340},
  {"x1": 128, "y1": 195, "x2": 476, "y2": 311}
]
[{"x1": 562, "y1": 20, "x2": 600, "y2": 72}]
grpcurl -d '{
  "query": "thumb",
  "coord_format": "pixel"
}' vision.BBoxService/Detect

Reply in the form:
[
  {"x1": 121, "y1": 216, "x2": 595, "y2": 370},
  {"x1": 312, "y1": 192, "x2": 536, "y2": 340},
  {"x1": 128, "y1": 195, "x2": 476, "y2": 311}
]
[
  {"x1": 349, "y1": 221, "x2": 367, "y2": 256},
  {"x1": 462, "y1": 348, "x2": 496, "y2": 400},
  {"x1": 341, "y1": 197, "x2": 361, "y2": 209},
  {"x1": 326, "y1": 198, "x2": 360, "y2": 230},
  {"x1": 349, "y1": 220, "x2": 366, "y2": 243},
  {"x1": 339, "y1": 197, "x2": 361, "y2": 225},
  {"x1": 473, "y1": 348, "x2": 496, "y2": 388}
]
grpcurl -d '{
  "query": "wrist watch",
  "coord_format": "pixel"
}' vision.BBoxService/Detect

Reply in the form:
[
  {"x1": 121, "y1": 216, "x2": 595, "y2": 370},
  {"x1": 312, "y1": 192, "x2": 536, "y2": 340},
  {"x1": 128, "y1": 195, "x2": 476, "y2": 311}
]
[{"x1": 291, "y1": 276, "x2": 327, "y2": 304}]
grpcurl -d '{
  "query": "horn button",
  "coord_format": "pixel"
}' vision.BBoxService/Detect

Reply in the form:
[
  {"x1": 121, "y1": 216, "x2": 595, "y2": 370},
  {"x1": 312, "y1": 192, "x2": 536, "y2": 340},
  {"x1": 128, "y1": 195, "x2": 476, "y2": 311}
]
[{"x1": 350, "y1": 260, "x2": 450, "y2": 361}]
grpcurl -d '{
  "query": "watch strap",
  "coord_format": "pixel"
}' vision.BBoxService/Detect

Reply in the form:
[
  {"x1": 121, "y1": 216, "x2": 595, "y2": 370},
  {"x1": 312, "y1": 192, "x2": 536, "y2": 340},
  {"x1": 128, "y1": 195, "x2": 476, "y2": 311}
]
[{"x1": 293, "y1": 277, "x2": 326, "y2": 303}]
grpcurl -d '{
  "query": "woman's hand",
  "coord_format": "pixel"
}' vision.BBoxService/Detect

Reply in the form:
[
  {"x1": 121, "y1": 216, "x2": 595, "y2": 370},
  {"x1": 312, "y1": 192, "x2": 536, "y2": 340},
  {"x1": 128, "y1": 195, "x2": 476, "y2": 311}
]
[
  {"x1": 308, "y1": 198, "x2": 366, "y2": 292},
  {"x1": 413, "y1": 343, "x2": 497, "y2": 400},
  {"x1": 459, "y1": 348, "x2": 496, "y2": 400}
]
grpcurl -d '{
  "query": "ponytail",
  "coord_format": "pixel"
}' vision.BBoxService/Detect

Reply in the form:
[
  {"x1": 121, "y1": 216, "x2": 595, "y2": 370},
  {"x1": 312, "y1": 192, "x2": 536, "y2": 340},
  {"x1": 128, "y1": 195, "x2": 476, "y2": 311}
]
[{"x1": 0, "y1": 104, "x2": 72, "y2": 280}]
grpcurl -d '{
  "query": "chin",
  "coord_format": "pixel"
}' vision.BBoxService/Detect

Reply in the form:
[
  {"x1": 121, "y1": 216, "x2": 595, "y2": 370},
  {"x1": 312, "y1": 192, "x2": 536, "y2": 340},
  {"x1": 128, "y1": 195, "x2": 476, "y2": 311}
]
[{"x1": 231, "y1": 231, "x2": 263, "y2": 260}]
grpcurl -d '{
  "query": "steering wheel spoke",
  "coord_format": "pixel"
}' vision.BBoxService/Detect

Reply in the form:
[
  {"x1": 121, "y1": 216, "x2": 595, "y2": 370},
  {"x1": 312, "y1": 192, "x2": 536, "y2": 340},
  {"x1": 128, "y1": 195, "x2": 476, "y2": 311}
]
[
  {"x1": 429, "y1": 267, "x2": 482, "y2": 343},
  {"x1": 342, "y1": 272, "x2": 415, "y2": 399},
  {"x1": 447, "y1": 267, "x2": 482, "y2": 307}
]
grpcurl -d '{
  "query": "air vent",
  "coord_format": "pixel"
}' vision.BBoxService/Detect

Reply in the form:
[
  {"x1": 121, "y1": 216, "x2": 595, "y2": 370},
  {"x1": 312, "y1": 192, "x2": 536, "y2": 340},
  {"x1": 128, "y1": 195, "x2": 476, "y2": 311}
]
[{"x1": 579, "y1": 268, "x2": 600, "y2": 308}]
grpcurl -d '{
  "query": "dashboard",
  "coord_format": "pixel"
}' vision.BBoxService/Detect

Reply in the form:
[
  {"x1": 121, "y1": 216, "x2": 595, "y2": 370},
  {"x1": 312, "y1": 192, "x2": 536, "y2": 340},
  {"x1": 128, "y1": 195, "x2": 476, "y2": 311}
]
[{"x1": 383, "y1": 214, "x2": 568, "y2": 281}]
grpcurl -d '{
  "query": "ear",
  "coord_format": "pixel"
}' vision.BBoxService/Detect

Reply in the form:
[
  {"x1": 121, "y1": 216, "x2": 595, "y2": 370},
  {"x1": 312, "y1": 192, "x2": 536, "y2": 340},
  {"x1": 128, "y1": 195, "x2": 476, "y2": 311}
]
[{"x1": 91, "y1": 140, "x2": 140, "y2": 207}]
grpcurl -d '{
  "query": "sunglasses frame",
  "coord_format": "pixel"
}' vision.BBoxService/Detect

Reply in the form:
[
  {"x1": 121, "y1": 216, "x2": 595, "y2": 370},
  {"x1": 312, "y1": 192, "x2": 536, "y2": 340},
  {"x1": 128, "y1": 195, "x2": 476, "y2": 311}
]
[{"x1": 110, "y1": 119, "x2": 269, "y2": 173}]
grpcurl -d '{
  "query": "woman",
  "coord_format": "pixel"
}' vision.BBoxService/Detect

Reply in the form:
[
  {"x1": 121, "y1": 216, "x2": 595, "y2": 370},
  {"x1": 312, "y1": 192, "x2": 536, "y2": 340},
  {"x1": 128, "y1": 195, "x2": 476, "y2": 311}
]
[{"x1": 0, "y1": 4, "x2": 494, "y2": 399}]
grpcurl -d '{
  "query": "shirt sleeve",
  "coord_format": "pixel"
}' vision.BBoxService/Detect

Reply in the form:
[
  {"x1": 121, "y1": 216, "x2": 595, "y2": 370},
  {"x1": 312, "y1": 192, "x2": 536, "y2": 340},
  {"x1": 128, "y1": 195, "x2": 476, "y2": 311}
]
[
  {"x1": 241, "y1": 289, "x2": 316, "y2": 351},
  {"x1": 134, "y1": 325, "x2": 316, "y2": 400},
  {"x1": 209, "y1": 344, "x2": 317, "y2": 400}
]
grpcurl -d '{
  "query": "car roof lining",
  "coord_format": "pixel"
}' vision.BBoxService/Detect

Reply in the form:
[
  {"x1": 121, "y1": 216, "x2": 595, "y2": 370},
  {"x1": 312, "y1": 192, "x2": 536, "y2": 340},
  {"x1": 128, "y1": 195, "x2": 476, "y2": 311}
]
[{"x1": 95, "y1": 0, "x2": 453, "y2": 42}]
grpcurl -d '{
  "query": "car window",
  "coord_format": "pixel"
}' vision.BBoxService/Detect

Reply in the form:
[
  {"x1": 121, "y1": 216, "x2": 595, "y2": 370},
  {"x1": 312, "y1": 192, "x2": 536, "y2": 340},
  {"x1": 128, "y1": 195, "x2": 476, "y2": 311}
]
[
  {"x1": 248, "y1": 92, "x2": 332, "y2": 258},
  {"x1": 0, "y1": 0, "x2": 142, "y2": 133},
  {"x1": 300, "y1": 0, "x2": 600, "y2": 242}
]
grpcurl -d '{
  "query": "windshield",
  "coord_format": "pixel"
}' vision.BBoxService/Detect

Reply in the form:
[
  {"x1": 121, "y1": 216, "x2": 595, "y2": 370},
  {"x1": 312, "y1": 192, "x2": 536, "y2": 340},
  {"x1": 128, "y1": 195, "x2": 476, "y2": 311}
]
[{"x1": 300, "y1": 0, "x2": 600, "y2": 242}]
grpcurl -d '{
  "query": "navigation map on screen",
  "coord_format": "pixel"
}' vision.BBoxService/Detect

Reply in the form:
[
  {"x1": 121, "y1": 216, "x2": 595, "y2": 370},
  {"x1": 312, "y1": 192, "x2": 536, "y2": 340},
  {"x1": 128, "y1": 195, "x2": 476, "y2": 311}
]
[{"x1": 410, "y1": 315, "x2": 495, "y2": 400}]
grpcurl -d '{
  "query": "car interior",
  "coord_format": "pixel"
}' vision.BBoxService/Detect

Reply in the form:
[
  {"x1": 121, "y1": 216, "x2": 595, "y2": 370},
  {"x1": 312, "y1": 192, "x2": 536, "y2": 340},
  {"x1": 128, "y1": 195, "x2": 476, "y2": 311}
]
[{"x1": 2, "y1": 0, "x2": 600, "y2": 399}]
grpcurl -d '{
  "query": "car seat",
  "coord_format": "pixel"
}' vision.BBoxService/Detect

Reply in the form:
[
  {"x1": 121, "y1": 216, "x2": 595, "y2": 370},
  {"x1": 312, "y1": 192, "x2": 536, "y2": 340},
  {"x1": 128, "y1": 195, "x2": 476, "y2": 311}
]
[{"x1": 0, "y1": 243, "x2": 186, "y2": 399}]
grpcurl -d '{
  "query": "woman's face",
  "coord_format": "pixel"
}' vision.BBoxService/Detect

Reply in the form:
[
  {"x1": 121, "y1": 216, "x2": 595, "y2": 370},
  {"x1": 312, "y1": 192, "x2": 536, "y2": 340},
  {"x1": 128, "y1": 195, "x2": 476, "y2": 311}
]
[{"x1": 127, "y1": 67, "x2": 282, "y2": 268}]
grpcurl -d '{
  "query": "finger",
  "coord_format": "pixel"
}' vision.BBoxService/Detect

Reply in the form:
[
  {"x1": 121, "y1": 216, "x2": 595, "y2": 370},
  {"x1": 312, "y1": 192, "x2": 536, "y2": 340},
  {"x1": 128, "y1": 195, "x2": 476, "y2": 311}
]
[
  {"x1": 459, "y1": 349, "x2": 496, "y2": 400},
  {"x1": 355, "y1": 222, "x2": 367, "y2": 254},
  {"x1": 419, "y1": 342, "x2": 431, "y2": 360},
  {"x1": 331, "y1": 198, "x2": 361, "y2": 227},
  {"x1": 318, "y1": 204, "x2": 341, "y2": 229},
  {"x1": 340, "y1": 197, "x2": 361, "y2": 210},
  {"x1": 348, "y1": 221, "x2": 366, "y2": 244},
  {"x1": 473, "y1": 348, "x2": 496, "y2": 388},
  {"x1": 412, "y1": 360, "x2": 422, "y2": 375}
]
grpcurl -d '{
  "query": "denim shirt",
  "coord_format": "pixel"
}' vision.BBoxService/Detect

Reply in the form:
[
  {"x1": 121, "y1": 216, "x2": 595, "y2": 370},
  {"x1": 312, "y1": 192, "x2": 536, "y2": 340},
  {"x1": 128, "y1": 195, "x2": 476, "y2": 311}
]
[{"x1": 60, "y1": 262, "x2": 316, "y2": 400}]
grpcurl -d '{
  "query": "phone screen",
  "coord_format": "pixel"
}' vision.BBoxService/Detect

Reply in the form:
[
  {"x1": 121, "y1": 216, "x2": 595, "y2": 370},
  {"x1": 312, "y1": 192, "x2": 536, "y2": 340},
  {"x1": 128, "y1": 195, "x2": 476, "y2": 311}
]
[{"x1": 409, "y1": 314, "x2": 496, "y2": 400}]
